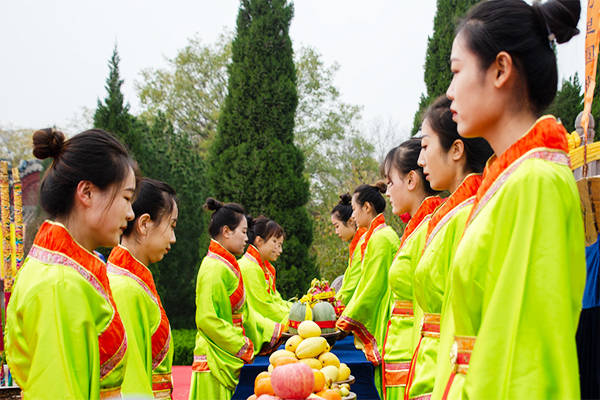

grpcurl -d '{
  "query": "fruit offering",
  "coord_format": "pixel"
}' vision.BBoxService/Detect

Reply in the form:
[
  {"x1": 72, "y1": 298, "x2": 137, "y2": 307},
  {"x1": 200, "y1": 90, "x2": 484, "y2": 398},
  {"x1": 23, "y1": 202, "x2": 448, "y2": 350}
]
[{"x1": 248, "y1": 321, "x2": 354, "y2": 400}]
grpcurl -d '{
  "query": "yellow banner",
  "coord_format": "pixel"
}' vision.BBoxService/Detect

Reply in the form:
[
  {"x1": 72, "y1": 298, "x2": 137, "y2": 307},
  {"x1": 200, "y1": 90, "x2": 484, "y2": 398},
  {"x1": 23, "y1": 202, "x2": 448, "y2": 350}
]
[{"x1": 582, "y1": 0, "x2": 600, "y2": 139}]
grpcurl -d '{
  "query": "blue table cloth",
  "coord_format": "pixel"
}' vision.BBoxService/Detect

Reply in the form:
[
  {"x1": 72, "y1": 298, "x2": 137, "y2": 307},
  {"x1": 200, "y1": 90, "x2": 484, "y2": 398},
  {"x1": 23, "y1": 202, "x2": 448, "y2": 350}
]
[{"x1": 232, "y1": 335, "x2": 380, "y2": 399}]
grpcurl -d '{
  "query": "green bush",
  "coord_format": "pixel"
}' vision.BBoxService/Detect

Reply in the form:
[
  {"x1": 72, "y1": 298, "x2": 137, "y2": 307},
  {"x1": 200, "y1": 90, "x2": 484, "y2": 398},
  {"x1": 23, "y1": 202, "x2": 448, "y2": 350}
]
[{"x1": 172, "y1": 329, "x2": 196, "y2": 366}]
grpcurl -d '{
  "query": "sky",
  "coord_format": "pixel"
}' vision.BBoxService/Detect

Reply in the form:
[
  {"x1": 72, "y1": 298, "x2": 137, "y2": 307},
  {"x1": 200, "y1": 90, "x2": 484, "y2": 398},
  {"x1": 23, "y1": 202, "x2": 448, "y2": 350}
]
[{"x1": 0, "y1": 0, "x2": 587, "y2": 138}]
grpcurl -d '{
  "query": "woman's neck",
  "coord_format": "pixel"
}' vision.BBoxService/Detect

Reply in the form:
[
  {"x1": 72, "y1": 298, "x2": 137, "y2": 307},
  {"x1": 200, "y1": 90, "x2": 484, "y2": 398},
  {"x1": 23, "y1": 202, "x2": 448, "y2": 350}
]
[
  {"x1": 55, "y1": 214, "x2": 96, "y2": 252},
  {"x1": 482, "y1": 111, "x2": 537, "y2": 157},
  {"x1": 121, "y1": 236, "x2": 149, "y2": 266}
]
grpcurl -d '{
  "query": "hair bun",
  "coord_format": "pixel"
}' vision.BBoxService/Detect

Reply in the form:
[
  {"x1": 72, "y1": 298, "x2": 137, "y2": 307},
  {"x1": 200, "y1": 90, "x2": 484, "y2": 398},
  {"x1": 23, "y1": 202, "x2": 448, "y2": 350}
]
[
  {"x1": 339, "y1": 193, "x2": 352, "y2": 205},
  {"x1": 204, "y1": 197, "x2": 223, "y2": 212},
  {"x1": 32, "y1": 128, "x2": 65, "y2": 160},
  {"x1": 534, "y1": 0, "x2": 580, "y2": 44},
  {"x1": 374, "y1": 181, "x2": 387, "y2": 194}
]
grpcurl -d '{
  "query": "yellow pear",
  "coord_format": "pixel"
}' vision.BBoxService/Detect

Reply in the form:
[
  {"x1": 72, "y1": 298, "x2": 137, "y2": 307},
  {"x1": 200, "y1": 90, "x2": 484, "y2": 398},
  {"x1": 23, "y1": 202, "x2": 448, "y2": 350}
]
[
  {"x1": 318, "y1": 352, "x2": 340, "y2": 368},
  {"x1": 285, "y1": 334, "x2": 303, "y2": 353}
]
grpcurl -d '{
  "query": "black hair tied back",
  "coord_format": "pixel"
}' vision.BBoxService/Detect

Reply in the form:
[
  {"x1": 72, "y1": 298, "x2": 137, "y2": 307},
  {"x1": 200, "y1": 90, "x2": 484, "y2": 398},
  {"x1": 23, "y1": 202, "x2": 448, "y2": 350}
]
[
  {"x1": 204, "y1": 197, "x2": 246, "y2": 238},
  {"x1": 331, "y1": 193, "x2": 353, "y2": 223}
]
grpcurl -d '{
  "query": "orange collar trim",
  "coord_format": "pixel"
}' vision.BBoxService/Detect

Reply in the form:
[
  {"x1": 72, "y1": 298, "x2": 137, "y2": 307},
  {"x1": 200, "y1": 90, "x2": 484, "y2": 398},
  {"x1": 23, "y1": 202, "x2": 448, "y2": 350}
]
[
  {"x1": 107, "y1": 245, "x2": 171, "y2": 369},
  {"x1": 208, "y1": 239, "x2": 245, "y2": 313},
  {"x1": 467, "y1": 116, "x2": 569, "y2": 225},
  {"x1": 400, "y1": 196, "x2": 444, "y2": 248},
  {"x1": 29, "y1": 220, "x2": 127, "y2": 379},
  {"x1": 245, "y1": 245, "x2": 277, "y2": 294},
  {"x1": 426, "y1": 174, "x2": 482, "y2": 242},
  {"x1": 360, "y1": 213, "x2": 386, "y2": 259},
  {"x1": 349, "y1": 227, "x2": 368, "y2": 260}
]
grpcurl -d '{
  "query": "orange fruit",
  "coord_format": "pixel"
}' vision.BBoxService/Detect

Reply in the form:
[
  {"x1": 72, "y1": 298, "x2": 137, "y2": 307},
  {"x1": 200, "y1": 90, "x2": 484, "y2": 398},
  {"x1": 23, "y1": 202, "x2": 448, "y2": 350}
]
[
  {"x1": 255, "y1": 376, "x2": 275, "y2": 396},
  {"x1": 313, "y1": 370, "x2": 326, "y2": 392},
  {"x1": 254, "y1": 371, "x2": 271, "y2": 385},
  {"x1": 317, "y1": 389, "x2": 342, "y2": 400},
  {"x1": 272, "y1": 356, "x2": 298, "y2": 367}
]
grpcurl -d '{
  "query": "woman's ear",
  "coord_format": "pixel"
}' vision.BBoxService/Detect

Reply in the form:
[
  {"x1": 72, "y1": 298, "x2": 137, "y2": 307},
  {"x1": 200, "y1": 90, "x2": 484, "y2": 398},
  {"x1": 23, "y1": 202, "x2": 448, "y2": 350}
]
[
  {"x1": 451, "y1": 139, "x2": 466, "y2": 162},
  {"x1": 406, "y1": 170, "x2": 418, "y2": 191},
  {"x1": 135, "y1": 213, "x2": 152, "y2": 237},
  {"x1": 254, "y1": 236, "x2": 265, "y2": 248}
]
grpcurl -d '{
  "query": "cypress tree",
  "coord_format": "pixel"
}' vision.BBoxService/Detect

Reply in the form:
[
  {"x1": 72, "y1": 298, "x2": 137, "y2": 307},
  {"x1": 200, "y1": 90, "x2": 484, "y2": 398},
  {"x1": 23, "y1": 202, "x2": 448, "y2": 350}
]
[
  {"x1": 546, "y1": 73, "x2": 583, "y2": 133},
  {"x1": 411, "y1": 0, "x2": 480, "y2": 134},
  {"x1": 94, "y1": 45, "x2": 139, "y2": 153},
  {"x1": 207, "y1": 0, "x2": 316, "y2": 297}
]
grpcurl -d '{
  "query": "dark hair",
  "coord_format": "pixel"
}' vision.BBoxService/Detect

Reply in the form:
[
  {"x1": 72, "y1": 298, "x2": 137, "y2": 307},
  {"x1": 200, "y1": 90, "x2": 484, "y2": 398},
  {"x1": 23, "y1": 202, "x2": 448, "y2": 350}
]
[
  {"x1": 424, "y1": 96, "x2": 493, "y2": 173},
  {"x1": 331, "y1": 193, "x2": 353, "y2": 224},
  {"x1": 33, "y1": 128, "x2": 136, "y2": 218},
  {"x1": 247, "y1": 215, "x2": 285, "y2": 245},
  {"x1": 123, "y1": 178, "x2": 177, "y2": 236},
  {"x1": 353, "y1": 182, "x2": 387, "y2": 214},
  {"x1": 204, "y1": 197, "x2": 246, "y2": 238},
  {"x1": 458, "y1": 0, "x2": 580, "y2": 115},
  {"x1": 382, "y1": 138, "x2": 440, "y2": 197}
]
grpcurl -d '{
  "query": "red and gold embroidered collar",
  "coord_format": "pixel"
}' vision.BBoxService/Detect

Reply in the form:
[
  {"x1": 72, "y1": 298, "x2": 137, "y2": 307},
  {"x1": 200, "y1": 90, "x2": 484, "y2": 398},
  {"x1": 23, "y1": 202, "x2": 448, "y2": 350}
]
[
  {"x1": 467, "y1": 116, "x2": 569, "y2": 225},
  {"x1": 400, "y1": 196, "x2": 444, "y2": 248},
  {"x1": 427, "y1": 174, "x2": 482, "y2": 242},
  {"x1": 29, "y1": 220, "x2": 127, "y2": 379},
  {"x1": 107, "y1": 245, "x2": 171, "y2": 370},
  {"x1": 360, "y1": 213, "x2": 386, "y2": 259},
  {"x1": 349, "y1": 227, "x2": 367, "y2": 260},
  {"x1": 245, "y1": 244, "x2": 277, "y2": 294},
  {"x1": 207, "y1": 239, "x2": 245, "y2": 313}
]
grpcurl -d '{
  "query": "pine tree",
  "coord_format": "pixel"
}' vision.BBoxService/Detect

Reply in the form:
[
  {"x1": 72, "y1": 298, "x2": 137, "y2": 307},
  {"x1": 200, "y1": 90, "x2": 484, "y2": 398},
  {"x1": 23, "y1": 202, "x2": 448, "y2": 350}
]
[
  {"x1": 411, "y1": 0, "x2": 481, "y2": 134},
  {"x1": 207, "y1": 0, "x2": 316, "y2": 298},
  {"x1": 546, "y1": 73, "x2": 583, "y2": 133},
  {"x1": 94, "y1": 45, "x2": 139, "y2": 152}
]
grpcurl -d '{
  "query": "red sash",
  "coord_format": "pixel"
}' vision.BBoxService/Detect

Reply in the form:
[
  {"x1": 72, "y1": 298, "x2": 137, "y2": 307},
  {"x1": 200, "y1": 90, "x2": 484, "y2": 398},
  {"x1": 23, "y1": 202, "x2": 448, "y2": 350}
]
[
  {"x1": 107, "y1": 245, "x2": 171, "y2": 370},
  {"x1": 360, "y1": 213, "x2": 386, "y2": 259},
  {"x1": 245, "y1": 245, "x2": 277, "y2": 294},
  {"x1": 399, "y1": 196, "x2": 444, "y2": 248},
  {"x1": 28, "y1": 221, "x2": 127, "y2": 380},
  {"x1": 425, "y1": 174, "x2": 482, "y2": 246},
  {"x1": 207, "y1": 240, "x2": 245, "y2": 313},
  {"x1": 466, "y1": 116, "x2": 569, "y2": 226}
]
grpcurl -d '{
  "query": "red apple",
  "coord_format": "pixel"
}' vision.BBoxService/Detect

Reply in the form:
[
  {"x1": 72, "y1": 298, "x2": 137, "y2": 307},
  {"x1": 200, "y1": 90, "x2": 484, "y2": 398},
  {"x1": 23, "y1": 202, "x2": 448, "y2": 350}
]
[{"x1": 271, "y1": 363, "x2": 314, "y2": 400}]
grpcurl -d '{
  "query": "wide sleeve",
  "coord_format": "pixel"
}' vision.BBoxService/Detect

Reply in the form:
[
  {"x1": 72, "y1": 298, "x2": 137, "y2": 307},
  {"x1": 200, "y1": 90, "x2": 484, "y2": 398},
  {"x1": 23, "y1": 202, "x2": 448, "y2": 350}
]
[
  {"x1": 195, "y1": 262, "x2": 254, "y2": 362},
  {"x1": 241, "y1": 262, "x2": 289, "y2": 323},
  {"x1": 335, "y1": 244, "x2": 363, "y2": 307},
  {"x1": 452, "y1": 161, "x2": 585, "y2": 399},
  {"x1": 6, "y1": 265, "x2": 113, "y2": 399},
  {"x1": 109, "y1": 275, "x2": 156, "y2": 396},
  {"x1": 243, "y1": 303, "x2": 283, "y2": 356}
]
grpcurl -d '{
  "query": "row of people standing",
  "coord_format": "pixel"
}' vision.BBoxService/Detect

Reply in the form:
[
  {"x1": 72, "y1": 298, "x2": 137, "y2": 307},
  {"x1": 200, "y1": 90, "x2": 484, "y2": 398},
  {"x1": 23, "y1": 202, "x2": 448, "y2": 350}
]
[
  {"x1": 330, "y1": 0, "x2": 586, "y2": 399},
  {"x1": 6, "y1": 128, "x2": 179, "y2": 399},
  {"x1": 6, "y1": 128, "x2": 293, "y2": 400}
]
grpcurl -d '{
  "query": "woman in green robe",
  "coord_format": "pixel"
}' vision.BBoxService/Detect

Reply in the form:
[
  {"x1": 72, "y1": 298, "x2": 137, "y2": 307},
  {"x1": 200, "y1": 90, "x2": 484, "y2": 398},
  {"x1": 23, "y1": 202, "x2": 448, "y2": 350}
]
[
  {"x1": 6, "y1": 128, "x2": 136, "y2": 399},
  {"x1": 189, "y1": 198, "x2": 282, "y2": 399},
  {"x1": 405, "y1": 96, "x2": 492, "y2": 400},
  {"x1": 380, "y1": 138, "x2": 443, "y2": 400},
  {"x1": 107, "y1": 178, "x2": 178, "y2": 399},
  {"x1": 336, "y1": 182, "x2": 401, "y2": 398},
  {"x1": 239, "y1": 216, "x2": 290, "y2": 325},
  {"x1": 431, "y1": 2, "x2": 585, "y2": 399},
  {"x1": 331, "y1": 193, "x2": 367, "y2": 309}
]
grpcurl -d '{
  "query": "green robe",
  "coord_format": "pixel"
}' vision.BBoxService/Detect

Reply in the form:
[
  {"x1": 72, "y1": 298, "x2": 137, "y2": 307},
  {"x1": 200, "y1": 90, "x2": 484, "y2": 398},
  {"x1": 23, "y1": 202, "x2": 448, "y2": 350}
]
[
  {"x1": 107, "y1": 245, "x2": 174, "y2": 399},
  {"x1": 239, "y1": 245, "x2": 290, "y2": 324},
  {"x1": 432, "y1": 116, "x2": 585, "y2": 400},
  {"x1": 337, "y1": 214, "x2": 401, "y2": 398},
  {"x1": 6, "y1": 221, "x2": 127, "y2": 399},
  {"x1": 336, "y1": 227, "x2": 367, "y2": 307},
  {"x1": 189, "y1": 240, "x2": 280, "y2": 400},
  {"x1": 407, "y1": 175, "x2": 481, "y2": 400},
  {"x1": 382, "y1": 196, "x2": 443, "y2": 400}
]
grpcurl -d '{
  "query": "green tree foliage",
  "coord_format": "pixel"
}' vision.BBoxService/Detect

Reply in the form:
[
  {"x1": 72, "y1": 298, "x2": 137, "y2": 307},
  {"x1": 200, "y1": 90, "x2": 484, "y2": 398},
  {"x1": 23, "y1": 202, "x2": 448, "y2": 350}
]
[
  {"x1": 135, "y1": 114, "x2": 207, "y2": 328},
  {"x1": 546, "y1": 73, "x2": 583, "y2": 133},
  {"x1": 94, "y1": 47, "x2": 206, "y2": 328},
  {"x1": 0, "y1": 127, "x2": 33, "y2": 166},
  {"x1": 137, "y1": 32, "x2": 232, "y2": 154},
  {"x1": 206, "y1": 0, "x2": 316, "y2": 298},
  {"x1": 94, "y1": 45, "x2": 140, "y2": 153},
  {"x1": 411, "y1": 0, "x2": 480, "y2": 134}
]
